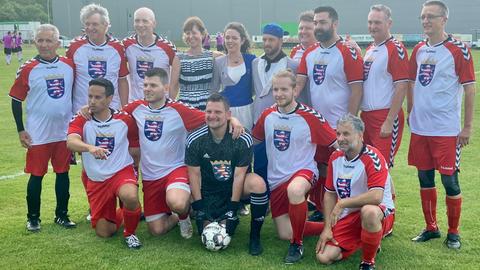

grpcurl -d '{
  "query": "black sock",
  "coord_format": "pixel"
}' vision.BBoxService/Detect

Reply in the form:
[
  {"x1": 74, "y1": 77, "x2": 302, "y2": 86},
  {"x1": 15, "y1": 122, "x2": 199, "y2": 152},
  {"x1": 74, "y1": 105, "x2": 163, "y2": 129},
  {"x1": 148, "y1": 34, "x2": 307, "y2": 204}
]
[
  {"x1": 26, "y1": 175, "x2": 43, "y2": 220},
  {"x1": 55, "y1": 172, "x2": 70, "y2": 217},
  {"x1": 250, "y1": 191, "x2": 269, "y2": 240}
]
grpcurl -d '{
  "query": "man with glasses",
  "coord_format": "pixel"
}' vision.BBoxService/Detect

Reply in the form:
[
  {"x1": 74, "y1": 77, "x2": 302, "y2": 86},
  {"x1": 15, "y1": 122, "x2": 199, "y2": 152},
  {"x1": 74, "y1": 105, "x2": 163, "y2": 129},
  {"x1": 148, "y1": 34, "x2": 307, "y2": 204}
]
[{"x1": 408, "y1": 0, "x2": 476, "y2": 250}]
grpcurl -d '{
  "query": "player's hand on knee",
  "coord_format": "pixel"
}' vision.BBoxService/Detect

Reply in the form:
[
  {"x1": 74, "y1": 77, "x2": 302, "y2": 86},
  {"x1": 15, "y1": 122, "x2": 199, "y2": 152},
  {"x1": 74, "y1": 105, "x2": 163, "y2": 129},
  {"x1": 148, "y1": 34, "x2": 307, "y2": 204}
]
[
  {"x1": 18, "y1": 131, "x2": 32, "y2": 148},
  {"x1": 317, "y1": 228, "x2": 335, "y2": 254}
]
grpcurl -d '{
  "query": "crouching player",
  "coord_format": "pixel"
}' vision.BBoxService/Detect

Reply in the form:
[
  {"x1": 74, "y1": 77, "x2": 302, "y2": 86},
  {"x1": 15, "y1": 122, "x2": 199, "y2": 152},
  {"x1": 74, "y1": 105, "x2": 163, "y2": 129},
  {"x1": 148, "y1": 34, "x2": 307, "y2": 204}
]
[
  {"x1": 252, "y1": 70, "x2": 337, "y2": 264},
  {"x1": 186, "y1": 93, "x2": 269, "y2": 256},
  {"x1": 67, "y1": 78, "x2": 142, "y2": 249},
  {"x1": 316, "y1": 114, "x2": 395, "y2": 270}
]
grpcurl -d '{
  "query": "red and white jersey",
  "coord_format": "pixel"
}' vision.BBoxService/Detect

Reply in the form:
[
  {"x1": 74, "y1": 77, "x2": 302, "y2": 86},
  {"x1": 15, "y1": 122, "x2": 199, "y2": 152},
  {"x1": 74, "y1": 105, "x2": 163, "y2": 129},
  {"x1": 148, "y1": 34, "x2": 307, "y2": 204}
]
[
  {"x1": 362, "y1": 37, "x2": 409, "y2": 111},
  {"x1": 290, "y1": 44, "x2": 307, "y2": 62},
  {"x1": 325, "y1": 145, "x2": 394, "y2": 220},
  {"x1": 9, "y1": 56, "x2": 74, "y2": 145},
  {"x1": 123, "y1": 34, "x2": 177, "y2": 101},
  {"x1": 252, "y1": 103, "x2": 336, "y2": 190},
  {"x1": 297, "y1": 39, "x2": 364, "y2": 128},
  {"x1": 68, "y1": 111, "x2": 139, "y2": 181},
  {"x1": 123, "y1": 99, "x2": 204, "y2": 180},
  {"x1": 66, "y1": 36, "x2": 129, "y2": 113},
  {"x1": 409, "y1": 36, "x2": 475, "y2": 136}
]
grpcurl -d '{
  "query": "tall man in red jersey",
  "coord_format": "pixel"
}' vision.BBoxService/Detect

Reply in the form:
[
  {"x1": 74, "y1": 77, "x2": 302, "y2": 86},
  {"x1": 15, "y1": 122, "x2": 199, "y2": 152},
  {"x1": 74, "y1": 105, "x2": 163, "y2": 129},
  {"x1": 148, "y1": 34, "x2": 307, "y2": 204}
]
[
  {"x1": 253, "y1": 70, "x2": 337, "y2": 264},
  {"x1": 10, "y1": 24, "x2": 76, "y2": 232},
  {"x1": 316, "y1": 114, "x2": 395, "y2": 270},
  {"x1": 295, "y1": 6, "x2": 364, "y2": 224},
  {"x1": 67, "y1": 78, "x2": 142, "y2": 249},
  {"x1": 408, "y1": 0, "x2": 475, "y2": 250}
]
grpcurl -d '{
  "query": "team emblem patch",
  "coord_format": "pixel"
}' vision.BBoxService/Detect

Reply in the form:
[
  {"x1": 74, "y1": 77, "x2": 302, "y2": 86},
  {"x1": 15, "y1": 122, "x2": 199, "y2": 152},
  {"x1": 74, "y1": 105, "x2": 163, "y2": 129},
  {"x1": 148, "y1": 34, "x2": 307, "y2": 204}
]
[
  {"x1": 144, "y1": 119, "x2": 163, "y2": 141},
  {"x1": 273, "y1": 126, "x2": 291, "y2": 151},
  {"x1": 418, "y1": 62, "x2": 435, "y2": 86},
  {"x1": 95, "y1": 136, "x2": 115, "y2": 157},
  {"x1": 136, "y1": 60, "x2": 154, "y2": 79},
  {"x1": 88, "y1": 60, "x2": 107, "y2": 78},
  {"x1": 363, "y1": 60, "x2": 373, "y2": 80},
  {"x1": 313, "y1": 63, "x2": 327, "y2": 85},
  {"x1": 211, "y1": 160, "x2": 232, "y2": 182},
  {"x1": 46, "y1": 77, "x2": 65, "y2": 99},
  {"x1": 336, "y1": 177, "x2": 351, "y2": 199}
]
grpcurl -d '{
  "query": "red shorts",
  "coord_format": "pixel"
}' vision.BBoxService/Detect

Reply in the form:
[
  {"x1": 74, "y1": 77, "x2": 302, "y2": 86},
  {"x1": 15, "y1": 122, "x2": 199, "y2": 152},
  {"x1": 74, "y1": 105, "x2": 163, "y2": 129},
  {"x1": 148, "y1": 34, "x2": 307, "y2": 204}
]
[
  {"x1": 315, "y1": 145, "x2": 335, "y2": 165},
  {"x1": 142, "y1": 166, "x2": 190, "y2": 222},
  {"x1": 270, "y1": 169, "x2": 316, "y2": 218},
  {"x1": 327, "y1": 206, "x2": 395, "y2": 259},
  {"x1": 408, "y1": 134, "x2": 460, "y2": 175},
  {"x1": 86, "y1": 165, "x2": 137, "y2": 228},
  {"x1": 361, "y1": 109, "x2": 404, "y2": 168},
  {"x1": 25, "y1": 141, "x2": 71, "y2": 176}
]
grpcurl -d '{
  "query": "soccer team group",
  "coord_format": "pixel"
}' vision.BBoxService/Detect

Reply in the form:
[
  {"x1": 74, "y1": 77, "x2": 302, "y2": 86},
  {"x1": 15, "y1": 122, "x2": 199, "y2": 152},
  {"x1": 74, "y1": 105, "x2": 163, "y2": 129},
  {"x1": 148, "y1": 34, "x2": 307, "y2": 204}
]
[{"x1": 7, "y1": 0, "x2": 475, "y2": 269}]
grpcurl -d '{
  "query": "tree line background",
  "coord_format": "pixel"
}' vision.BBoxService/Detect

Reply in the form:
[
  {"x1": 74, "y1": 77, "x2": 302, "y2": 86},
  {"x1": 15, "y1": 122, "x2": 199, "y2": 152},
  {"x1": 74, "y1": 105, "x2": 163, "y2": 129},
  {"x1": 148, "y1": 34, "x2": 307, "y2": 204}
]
[{"x1": 0, "y1": 0, "x2": 50, "y2": 23}]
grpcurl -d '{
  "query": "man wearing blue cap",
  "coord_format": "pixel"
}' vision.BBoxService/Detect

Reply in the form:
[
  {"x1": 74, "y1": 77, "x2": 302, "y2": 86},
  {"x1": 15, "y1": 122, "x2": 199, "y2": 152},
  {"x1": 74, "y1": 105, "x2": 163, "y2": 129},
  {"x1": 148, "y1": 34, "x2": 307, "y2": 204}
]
[{"x1": 252, "y1": 23, "x2": 308, "y2": 184}]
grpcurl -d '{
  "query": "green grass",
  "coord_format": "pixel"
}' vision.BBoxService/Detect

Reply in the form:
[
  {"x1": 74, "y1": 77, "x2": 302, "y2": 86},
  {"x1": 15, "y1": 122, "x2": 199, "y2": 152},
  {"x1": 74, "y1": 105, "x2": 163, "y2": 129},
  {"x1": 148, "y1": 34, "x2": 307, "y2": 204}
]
[{"x1": 0, "y1": 45, "x2": 479, "y2": 269}]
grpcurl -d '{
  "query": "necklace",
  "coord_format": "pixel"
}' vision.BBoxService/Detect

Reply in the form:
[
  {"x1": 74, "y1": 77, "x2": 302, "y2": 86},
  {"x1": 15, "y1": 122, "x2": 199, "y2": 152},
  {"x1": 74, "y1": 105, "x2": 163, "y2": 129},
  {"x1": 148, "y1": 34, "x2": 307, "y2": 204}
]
[{"x1": 228, "y1": 54, "x2": 242, "y2": 64}]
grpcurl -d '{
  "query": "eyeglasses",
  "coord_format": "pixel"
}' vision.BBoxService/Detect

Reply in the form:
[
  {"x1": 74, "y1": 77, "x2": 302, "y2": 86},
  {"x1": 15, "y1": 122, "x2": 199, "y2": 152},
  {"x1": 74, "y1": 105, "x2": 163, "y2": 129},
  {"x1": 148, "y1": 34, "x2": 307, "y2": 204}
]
[{"x1": 418, "y1": 14, "x2": 444, "y2": 21}]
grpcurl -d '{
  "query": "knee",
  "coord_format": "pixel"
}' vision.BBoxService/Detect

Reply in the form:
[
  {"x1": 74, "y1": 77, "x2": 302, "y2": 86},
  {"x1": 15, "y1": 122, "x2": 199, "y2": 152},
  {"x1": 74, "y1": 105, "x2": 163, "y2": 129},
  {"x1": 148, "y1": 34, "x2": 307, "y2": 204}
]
[
  {"x1": 418, "y1": 169, "x2": 435, "y2": 188},
  {"x1": 245, "y1": 173, "x2": 266, "y2": 193},
  {"x1": 316, "y1": 253, "x2": 334, "y2": 265},
  {"x1": 277, "y1": 230, "x2": 291, "y2": 241},
  {"x1": 361, "y1": 205, "x2": 382, "y2": 228},
  {"x1": 441, "y1": 173, "x2": 461, "y2": 196},
  {"x1": 121, "y1": 193, "x2": 139, "y2": 208},
  {"x1": 168, "y1": 199, "x2": 189, "y2": 214},
  {"x1": 95, "y1": 227, "x2": 114, "y2": 238},
  {"x1": 287, "y1": 183, "x2": 306, "y2": 202},
  {"x1": 148, "y1": 224, "x2": 168, "y2": 236}
]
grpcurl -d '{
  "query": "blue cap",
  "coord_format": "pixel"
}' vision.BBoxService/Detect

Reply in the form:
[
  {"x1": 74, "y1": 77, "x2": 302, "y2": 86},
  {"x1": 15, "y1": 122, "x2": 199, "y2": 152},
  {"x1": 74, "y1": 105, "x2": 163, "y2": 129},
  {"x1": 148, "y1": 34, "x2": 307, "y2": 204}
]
[{"x1": 263, "y1": 23, "x2": 284, "y2": 39}]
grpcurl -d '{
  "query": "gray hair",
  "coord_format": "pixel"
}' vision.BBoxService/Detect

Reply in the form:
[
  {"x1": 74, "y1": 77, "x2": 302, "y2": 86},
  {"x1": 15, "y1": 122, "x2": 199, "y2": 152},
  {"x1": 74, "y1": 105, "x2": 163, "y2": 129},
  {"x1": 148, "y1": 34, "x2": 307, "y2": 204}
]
[
  {"x1": 80, "y1": 3, "x2": 110, "y2": 26},
  {"x1": 337, "y1": 114, "x2": 365, "y2": 133},
  {"x1": 134, "y1": 7, "x2": 156, "y2": 22},
  {"x1": 34, "y1": 24, "x2": 60, "y2": 41},
  {"x1": 423, "y1": 0, "x2": 449, "y2": 18},
  {"x1": 299, "y1": 10, "x2": 314, "y2": 23},
  {"x1": 370, "y1": 4, "x2": 392, "y2": 20}
]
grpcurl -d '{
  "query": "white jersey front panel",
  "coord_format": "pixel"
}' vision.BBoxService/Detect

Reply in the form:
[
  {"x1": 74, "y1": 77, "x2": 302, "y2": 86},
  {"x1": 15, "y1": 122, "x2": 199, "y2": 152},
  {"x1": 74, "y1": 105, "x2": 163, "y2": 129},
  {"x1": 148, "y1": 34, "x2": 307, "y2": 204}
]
[
  {"x1": 67, "y1": 38, "x2": 128, "y2": 112},
  {"x1": 326, "y1": 146, "x2": 394, "y2": 220},
  {"x1": 409, "y1": 37, "x2": 475, "y2": 136},
  {"x1": 9, "y1": 57, "x2": 74, "y2": 145}
]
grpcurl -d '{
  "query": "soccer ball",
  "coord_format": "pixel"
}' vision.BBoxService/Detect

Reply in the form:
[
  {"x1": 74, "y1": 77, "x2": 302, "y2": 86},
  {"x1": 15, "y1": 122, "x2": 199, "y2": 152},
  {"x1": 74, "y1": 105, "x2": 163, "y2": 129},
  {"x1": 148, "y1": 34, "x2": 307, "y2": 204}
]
[{"x1": 201, "y1": 222, "x2": 231, "y2": 251}]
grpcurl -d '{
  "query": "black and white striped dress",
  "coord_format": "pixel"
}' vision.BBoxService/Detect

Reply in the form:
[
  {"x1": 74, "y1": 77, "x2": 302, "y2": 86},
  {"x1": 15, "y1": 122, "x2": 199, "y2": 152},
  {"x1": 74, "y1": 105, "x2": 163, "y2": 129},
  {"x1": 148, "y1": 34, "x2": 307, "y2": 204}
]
[{"x1": 178, "y1": 50, "x2": 214, "y2": 110}]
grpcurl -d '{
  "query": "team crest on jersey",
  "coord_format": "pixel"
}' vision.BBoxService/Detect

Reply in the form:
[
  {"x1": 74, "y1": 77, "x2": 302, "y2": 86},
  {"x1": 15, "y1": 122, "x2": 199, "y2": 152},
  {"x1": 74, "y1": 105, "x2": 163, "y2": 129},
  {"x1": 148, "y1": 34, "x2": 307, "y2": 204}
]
[
  {"x1": 313, "y1": 62, "x2": 327, "y2": 85},
  {"x1": 418, "y1": 59, "x2": 436, "y2": 86},
  {"x1": 336, "y1": 177, "x2": 352, "y2": 199},
  {"x1": 144, "y1": 116, "x2": 163, "y2": 141},
  {"x1": 363, "y1": 57, "x2": 374, "y2": 80},
  {"x1": 136, "y1": 57, "x2": 154, "y2": 79},
  {"x1": 211, "y1": 160, "x2": 232, "y2": 182},
  {"x1": 45, "y1": 75, "x2": 65, "y2": 99},
  {"x1": 88, "y1": 59, "x2": 107, "y2": 78},
  {"x1": 95, "y1": 135, "x2": 115, "y2": 157},
  {"x1": 273, "y1": 125, "x2": 291, "y2": 151}
]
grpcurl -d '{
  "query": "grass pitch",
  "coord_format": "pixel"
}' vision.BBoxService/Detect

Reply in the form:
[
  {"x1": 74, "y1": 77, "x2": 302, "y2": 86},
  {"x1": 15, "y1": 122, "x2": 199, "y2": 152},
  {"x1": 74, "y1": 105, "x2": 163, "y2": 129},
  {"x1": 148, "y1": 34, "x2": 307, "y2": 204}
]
[{"x1": 0, "y1": 45, "x2": 479, "y2": 269}]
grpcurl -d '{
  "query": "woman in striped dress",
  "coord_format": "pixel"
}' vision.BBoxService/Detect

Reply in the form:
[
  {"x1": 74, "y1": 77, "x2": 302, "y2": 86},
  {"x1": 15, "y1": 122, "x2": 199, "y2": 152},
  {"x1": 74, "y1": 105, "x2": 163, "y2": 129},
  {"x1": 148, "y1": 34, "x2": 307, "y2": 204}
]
[{"x1": 176, "y1": 17, "x2": 222, "y2": 110}]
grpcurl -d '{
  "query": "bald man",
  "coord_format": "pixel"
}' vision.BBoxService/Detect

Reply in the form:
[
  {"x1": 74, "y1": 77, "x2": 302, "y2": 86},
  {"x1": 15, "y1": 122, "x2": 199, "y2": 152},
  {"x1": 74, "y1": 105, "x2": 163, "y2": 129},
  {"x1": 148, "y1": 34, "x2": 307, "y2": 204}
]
[{"x1": 123, "y1": 7, "x2": 180, "y2": 101}]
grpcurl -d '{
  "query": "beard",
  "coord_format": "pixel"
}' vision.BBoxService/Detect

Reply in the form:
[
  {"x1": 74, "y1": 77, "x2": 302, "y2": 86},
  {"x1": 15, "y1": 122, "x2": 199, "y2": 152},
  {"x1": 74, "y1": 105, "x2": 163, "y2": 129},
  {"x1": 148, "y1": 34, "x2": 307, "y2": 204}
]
[{"x1": 315, "y1": 28, "x2": 334, "y2": 42}]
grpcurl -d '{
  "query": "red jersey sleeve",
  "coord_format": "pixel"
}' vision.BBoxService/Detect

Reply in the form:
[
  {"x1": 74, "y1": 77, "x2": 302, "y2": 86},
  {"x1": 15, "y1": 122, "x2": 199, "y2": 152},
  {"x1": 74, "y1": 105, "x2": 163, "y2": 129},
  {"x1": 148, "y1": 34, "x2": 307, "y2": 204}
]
[
  {"x1": 126, "y1": 115, "x2": 139, "y2": 147},
  {"x1": 9, "y1": 60, "x2": 38, "y2": 101},
  {"x1": 446, "y1": 40, "x2": 476, "y2": 85},
  {"x1": 122, "y1": 100, "x2": 144, "y2": 115},
  {"x1": 252, "y1": 108, "x2": 274, "y2": 141},
  {"x1": 290, "y1": 45, "x2": 299, "y2": 59},
  {"x1": 299, "y1": 105, "x2": 337, "y2": 147},
  {"x1": 171, "y1": 101, "x2": 206, "y2": 131},
  {"x1": 361, "y1": 146, "x2": 388, "y2": 190},
  {"x1": 340, "y1": 43, "x2": 364, "y2": 83},
  {"x1": 409, "y1": 42, "x2": 423, "y2": 81},
  {"x1": 157, "y1": 39, "x2": 177, "y2": 65},
  {"x1": 109, "y1": 40, "x2": 129, "y2": 77},
  {"x1": 324, "y1": 151, "x2": 341, "y2": 192},
  {"x1": 68, "y1": 114, "x2": 87, "y2": 137},
  {"x1": 387, "y1": 39, "x2": 410, "y2": 82}
]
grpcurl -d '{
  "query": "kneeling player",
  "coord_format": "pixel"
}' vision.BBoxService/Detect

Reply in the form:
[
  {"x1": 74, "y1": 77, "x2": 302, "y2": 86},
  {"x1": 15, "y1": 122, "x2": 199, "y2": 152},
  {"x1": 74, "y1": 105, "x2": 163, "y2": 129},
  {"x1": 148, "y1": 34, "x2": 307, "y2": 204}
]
[
  {"x1": 316, "y1": 114, "x2": 395, "y2": 270},
  {"x1": 252, "y1": 70, "x2": 337, "y2": 264},
  {"x1": 186, "y1": 94, "x2": 269, "y2": 256},
  {"x1": 67, "y1": 78, "x2": 142, "y2": 249}
]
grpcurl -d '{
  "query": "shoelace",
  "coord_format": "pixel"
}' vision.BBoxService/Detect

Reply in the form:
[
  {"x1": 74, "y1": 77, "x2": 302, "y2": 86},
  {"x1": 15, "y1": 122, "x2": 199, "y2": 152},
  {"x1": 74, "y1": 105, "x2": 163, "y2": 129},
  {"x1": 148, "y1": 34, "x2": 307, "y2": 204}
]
[{"x1": 126, "y1": 235, "x2": 140, "y2": 246}]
